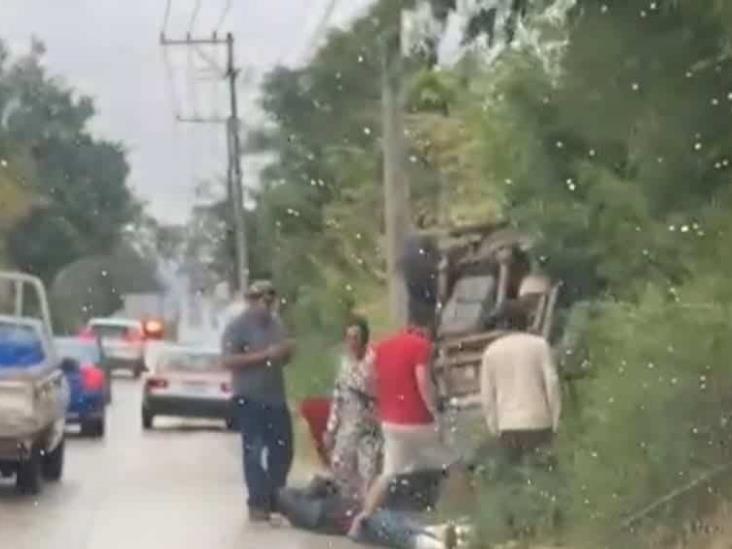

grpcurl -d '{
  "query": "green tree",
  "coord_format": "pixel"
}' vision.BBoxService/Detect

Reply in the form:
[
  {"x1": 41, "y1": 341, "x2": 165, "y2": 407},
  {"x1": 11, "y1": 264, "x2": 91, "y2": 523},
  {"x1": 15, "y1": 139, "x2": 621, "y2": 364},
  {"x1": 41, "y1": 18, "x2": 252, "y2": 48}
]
[{"x1": 0, "y1": 40, "x2": 136, "y2": 281}]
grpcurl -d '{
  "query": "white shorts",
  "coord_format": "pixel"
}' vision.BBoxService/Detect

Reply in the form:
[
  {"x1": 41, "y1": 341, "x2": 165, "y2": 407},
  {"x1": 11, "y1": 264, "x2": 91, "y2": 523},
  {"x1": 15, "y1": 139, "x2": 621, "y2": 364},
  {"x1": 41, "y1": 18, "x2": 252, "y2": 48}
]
[{"x1": 381, "y1": 422, "x2": 458, "y2": 477}]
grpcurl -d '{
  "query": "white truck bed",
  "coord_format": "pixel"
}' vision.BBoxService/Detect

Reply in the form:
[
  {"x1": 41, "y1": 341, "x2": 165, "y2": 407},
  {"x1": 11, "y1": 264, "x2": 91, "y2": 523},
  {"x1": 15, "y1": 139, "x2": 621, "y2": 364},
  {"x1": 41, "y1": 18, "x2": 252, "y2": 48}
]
[{"x1": 0, "y1": 366, "x2": 68, "y2": 440}]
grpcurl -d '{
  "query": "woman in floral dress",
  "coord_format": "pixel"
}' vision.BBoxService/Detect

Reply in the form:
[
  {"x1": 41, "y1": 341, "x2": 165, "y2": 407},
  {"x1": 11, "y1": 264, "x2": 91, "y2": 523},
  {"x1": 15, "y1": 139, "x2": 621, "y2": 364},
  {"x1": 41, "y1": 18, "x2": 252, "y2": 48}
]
[{"x1": 324, "y1": 316, "x2": 382, "y2": 500}]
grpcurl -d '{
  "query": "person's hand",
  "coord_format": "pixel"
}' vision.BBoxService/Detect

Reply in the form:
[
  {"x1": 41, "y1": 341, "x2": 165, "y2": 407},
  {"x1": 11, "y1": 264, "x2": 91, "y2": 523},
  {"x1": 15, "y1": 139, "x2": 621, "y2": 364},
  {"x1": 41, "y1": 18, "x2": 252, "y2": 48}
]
[
  {"x1": 347, "y1": 512, "x2": 368, "y2": 539},
  {"x1": 266, "y1": 342, "x2": 291, "y2": 361},
  {"x1": 323, "y1": 430, "x2": 335, "y2": 454},
  {"x1": 264, "y1": 344, "x2": 282, "y2": 361}
]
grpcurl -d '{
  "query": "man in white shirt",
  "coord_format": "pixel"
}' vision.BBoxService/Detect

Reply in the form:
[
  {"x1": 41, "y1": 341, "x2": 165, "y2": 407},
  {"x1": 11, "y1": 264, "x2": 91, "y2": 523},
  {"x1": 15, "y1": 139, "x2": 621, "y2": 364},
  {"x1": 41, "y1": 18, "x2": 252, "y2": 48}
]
[{"x1": 480, "y1": 321, "x2": 561, "y2": 463}]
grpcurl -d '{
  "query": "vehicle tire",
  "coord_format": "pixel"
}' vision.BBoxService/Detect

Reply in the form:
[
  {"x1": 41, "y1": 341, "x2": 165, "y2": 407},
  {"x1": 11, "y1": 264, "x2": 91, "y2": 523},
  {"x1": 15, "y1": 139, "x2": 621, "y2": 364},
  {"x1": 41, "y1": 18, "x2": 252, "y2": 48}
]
[
  {"x1": 82, "y1": 417, "x2": 105, "y2": 438},
  {"x1": 42, "y1": 439, "x2": 65, "y2": 481},
  {"x1": 142, "y1": 409, "x2": 154, "y2": 430},
  {"x1": 94, "y1": 417, "x2": 106, "y2": 438},
  {"x1": 16, "y1": 445, "x2": 42, "y2": 495},
  {"x1": 133, "y1": 365, "x2": 143, "y2": 379},
  {"x1": 225, "y1": 417, "x2": 238, "y2": 431}
]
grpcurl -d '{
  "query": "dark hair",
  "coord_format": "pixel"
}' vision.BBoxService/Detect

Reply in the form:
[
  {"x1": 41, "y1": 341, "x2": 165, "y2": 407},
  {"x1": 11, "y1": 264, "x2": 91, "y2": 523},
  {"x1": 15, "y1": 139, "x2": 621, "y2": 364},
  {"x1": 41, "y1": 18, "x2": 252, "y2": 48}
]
[
  {"x1": 408, "y1": 298, "x2": 436, "y2": 338},
  {"x1": 346, "y1": 315, "x2": 370, "y2": 347}
]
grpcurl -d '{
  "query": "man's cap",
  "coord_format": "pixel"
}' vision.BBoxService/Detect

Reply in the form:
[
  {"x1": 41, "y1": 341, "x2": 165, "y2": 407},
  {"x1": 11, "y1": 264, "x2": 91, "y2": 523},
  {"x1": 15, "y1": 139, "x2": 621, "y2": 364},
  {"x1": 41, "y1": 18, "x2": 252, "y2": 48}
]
[{"x1": 246, "y1": 280, "x2": 276, "y2": 298}]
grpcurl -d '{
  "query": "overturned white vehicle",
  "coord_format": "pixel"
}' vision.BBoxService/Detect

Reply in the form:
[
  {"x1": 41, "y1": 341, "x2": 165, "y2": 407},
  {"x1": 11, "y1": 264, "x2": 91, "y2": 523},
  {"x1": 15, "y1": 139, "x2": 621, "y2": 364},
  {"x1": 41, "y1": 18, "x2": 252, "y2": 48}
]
[{"x1": 0, "y1": 272, "x2": 68, "y2": 494}]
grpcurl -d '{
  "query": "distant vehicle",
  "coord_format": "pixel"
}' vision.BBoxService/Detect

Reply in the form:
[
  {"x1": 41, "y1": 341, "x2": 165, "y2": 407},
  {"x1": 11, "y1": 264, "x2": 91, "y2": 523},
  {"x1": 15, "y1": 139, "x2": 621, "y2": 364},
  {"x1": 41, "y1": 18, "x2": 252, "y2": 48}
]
[
  {"x1": 55, "y1": 336, "x2": 112, "y2": 404},
  {"x1": 55, "y1": 337, "x2": 108, "y2": 437},
  {"x1": 425, "y1": 225, "x2": 561, "y2": 406},
  {"x1": 141, "y1": 345, "x2": 233, "y2": 430},
  {"x1": 0, "y1": 272, "x2": 69, "y2": 495},
  {"x1": 81, "y1": 318, "x2": 148, "y2": 378}
]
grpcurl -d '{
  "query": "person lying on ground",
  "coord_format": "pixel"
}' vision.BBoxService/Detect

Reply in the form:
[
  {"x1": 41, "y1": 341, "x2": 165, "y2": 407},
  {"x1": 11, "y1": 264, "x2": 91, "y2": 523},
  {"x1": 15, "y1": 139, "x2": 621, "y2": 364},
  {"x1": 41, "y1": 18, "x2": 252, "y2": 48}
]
[
  {"x1": 348, "y1": 307, "x2": 474, "y2": 539},
  {"x1": 323, "y1": 315, "x2": 382, "y2": 500},
  {"x1": 276, "y1": 470, "x2": 459, "y2": 549}
]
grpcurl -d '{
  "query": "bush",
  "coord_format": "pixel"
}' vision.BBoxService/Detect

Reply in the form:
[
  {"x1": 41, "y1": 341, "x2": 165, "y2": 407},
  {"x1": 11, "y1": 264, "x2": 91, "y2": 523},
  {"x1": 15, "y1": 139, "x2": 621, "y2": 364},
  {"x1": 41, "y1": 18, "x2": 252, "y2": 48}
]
[{"x1": 556, "y1": 282, "x2": 732, "y2": 544}]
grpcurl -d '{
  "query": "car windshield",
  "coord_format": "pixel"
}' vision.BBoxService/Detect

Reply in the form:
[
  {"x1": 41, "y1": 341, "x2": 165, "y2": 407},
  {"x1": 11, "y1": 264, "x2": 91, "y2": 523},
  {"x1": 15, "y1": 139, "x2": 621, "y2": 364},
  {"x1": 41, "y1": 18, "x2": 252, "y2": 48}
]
[
  {"x1": 55, "y1": 339, "x2": 101, "y2": 365},
  {"x1": 158, "y1": 350, "x2": 220, "y2": 373}
]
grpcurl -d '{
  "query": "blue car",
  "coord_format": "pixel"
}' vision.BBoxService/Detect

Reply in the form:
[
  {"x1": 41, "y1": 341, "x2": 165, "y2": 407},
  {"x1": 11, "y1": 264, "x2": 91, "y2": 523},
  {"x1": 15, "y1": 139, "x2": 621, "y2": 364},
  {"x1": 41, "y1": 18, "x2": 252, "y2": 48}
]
[{"x1": 55, "y1": 337, "x2": 107, "y2": 437}]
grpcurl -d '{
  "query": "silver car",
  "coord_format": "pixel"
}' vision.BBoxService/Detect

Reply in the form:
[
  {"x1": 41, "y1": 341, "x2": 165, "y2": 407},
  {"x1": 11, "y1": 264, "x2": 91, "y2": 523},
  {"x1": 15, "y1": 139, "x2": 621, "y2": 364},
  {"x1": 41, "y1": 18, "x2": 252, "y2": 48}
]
[
  {"x1": 140, "y1": 345, "x2": 234, "y2": 430},
  {"x1": 83, "y1": 318, "x2": 146, "y2": 378}
]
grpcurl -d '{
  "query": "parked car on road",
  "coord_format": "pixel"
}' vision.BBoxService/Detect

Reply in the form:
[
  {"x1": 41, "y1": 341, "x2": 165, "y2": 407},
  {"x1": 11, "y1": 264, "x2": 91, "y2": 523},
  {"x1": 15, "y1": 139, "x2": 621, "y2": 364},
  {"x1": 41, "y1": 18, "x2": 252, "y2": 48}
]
[
  {"x1": 81, "y1": 318, "x2": 147, "y2": 378},
  {"x1": 55, "y1": 337, "x2": 108, "y2": 437},
  {"x1": 141, "y1": 345, "x2": 233, "y2": 430},
  {"x1": 0, "y1": 272, "x2": 68, "y2": 495},
  {"x1": 55, "y1": 336, "x2": 111, "y2": 403}
]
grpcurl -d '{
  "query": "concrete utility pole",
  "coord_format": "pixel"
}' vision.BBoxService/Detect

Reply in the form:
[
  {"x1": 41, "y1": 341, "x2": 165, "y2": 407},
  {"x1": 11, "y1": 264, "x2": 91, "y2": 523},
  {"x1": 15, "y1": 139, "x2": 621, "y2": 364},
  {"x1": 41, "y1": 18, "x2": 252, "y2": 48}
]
[
  {"x1": 160, "y1": 32, "x2": 249, "y2": 295},
  {"x1": 382, "y1": 7, "x2": 410, "y2": 326}
]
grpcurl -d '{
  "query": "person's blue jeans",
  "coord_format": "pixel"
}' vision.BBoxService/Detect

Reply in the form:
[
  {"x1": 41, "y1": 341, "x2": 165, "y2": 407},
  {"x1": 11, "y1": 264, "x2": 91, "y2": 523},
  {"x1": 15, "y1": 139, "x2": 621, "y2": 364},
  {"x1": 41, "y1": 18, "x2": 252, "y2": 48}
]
[
  {"x1": 359, "y1": 510, "x2": 434, "y2": 548},
  {"x1": 235, "y1": 397, "x2": 293, "y2": 512}
]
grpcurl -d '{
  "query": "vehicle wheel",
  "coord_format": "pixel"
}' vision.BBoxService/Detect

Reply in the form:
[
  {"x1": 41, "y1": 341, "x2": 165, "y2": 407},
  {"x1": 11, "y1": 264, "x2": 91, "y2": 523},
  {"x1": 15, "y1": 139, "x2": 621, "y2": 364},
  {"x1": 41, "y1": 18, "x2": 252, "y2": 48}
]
[
  {"x1": 16, "y1": 445, "x2": 42, "y2": 495},
  {"x1": 82, "y1": 417, "x2": 105, "y2": 438},
  {"x1": 225, "y1": 417, "x2": 238, "y2": 431},
  {"x1": 133, "y1": 365, "x2": 143, "y2": 379},
  {"x1": 42, "y1": 439, "x2": 65, "y2": 481},
  {"x1": 142, "y1": 409, "x2": 154, "y2": 430}
]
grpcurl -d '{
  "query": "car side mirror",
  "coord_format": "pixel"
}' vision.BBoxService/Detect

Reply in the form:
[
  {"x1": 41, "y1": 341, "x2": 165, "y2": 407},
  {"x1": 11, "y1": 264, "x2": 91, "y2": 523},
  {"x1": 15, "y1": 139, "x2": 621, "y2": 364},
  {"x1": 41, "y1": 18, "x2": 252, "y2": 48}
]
[{"x1": 60, "y1": 357, "x2": 80, "y2": 374}]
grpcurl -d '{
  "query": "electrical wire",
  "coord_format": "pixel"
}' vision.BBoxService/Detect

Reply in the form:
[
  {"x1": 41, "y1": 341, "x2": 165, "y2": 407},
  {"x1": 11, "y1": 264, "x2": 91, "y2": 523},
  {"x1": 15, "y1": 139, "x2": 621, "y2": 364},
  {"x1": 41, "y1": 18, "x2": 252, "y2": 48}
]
[
  {"x1": 161, "y1": 46, "x2": 182, "y2": 119},
  {"x1": 300, "y1": 0, "x2": 341, "y2": 64},
  {"x1": 187, "y1": 43, "x2": 200, "y2": 117},
  {"x1": 162, "y1": 0, "x2": 174, "y2": 35},
  {"x1": 188, "y1": 0, "x2": 202, "y2": 34},
  {"x1": 215, "y1": 0, "x2": 232, "y2": 32}
]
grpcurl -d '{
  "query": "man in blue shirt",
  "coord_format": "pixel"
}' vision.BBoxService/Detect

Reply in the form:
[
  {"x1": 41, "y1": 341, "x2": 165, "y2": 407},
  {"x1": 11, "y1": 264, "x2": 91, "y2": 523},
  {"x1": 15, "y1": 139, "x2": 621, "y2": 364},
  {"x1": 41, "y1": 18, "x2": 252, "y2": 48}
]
[{"x1": 222, "y1": 280, "x2": 294, "y2": 522}]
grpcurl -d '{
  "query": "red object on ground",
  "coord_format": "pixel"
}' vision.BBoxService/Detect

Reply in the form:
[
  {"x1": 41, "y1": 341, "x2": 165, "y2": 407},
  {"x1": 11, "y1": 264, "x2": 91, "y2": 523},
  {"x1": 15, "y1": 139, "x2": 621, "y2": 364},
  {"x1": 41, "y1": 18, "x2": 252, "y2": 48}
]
[
  {"x1": 299, "y1": 397, "x2": 332, "y2": 467},
  {"x1": 373, "y1": 329, "x2": 434, "y2": 425}
]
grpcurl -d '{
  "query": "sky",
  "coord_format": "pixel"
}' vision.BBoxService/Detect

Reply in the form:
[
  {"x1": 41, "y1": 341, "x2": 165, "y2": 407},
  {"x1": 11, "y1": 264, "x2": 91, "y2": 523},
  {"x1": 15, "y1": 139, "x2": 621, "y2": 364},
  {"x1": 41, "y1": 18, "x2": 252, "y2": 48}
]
[{"x1": 0, "y1": 0, "x2": 374, "y2": 224}]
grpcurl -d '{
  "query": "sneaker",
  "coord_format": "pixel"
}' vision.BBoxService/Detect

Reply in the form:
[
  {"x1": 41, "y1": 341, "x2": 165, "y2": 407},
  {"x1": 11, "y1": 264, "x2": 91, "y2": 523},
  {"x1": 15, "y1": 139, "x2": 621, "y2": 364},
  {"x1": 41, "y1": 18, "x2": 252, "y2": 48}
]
[{"x1": 416, "y1": 523, "x2": 458, "y2": 549}]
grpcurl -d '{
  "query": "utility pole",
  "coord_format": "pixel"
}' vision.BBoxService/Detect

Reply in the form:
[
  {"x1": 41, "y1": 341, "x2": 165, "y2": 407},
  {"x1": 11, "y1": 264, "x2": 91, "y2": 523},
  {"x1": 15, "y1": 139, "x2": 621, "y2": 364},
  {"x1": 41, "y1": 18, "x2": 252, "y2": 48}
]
[
  {"x1": 382, "y1": 6, "x2": 410, "y2": 326},
  {"x1": 160, "y1": 32, "x2": 249, "y2": 295},
  {"x1": 225, "y1": 33, "x2": 248, "y2": 295}
]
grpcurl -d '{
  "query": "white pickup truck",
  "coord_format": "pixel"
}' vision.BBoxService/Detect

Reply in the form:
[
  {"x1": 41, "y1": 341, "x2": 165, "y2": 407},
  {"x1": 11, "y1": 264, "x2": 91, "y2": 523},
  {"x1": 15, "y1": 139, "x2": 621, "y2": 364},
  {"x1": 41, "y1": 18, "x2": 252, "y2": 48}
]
[{"x1": 0, "y1": 272, "x2": 69, "y2": 494}]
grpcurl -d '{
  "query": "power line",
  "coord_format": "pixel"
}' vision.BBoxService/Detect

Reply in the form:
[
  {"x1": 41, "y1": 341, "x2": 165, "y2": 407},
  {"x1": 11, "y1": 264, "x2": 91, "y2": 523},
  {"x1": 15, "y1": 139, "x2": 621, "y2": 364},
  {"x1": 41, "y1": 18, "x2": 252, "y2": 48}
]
[
  {"x1": 188, "y1": 0, "x2": 202, "y2": 34},
  {"x1": 187, "y1": 43, "x2": 199, "y2": 117},
  {"x1": 162, "y1": 0, "x2": 174, "y2": 34},
  {"x1": 300, "y1": 0, "x2": 340, "y2": 64},
  {"x1": 215, "y1": 0, "x2": 232, "y2": 32},
  {"x1": 161, "y1": 45, "x2": 182, "y2": 118}
]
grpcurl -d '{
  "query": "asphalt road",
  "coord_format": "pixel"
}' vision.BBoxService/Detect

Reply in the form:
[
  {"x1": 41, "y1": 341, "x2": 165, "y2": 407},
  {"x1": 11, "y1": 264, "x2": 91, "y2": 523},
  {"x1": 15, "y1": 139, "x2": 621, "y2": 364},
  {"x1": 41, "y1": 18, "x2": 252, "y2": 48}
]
[{"x1": 0, "y1": 377, "x2": 354, "y2": 549}]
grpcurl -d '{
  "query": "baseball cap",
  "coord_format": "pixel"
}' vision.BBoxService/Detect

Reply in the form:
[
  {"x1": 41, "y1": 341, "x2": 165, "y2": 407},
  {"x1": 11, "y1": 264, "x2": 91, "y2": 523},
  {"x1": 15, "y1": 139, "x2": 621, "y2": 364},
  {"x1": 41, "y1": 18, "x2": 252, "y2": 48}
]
[{"x1": 246, "y1": 280, "x2": 275, "y2": 298}]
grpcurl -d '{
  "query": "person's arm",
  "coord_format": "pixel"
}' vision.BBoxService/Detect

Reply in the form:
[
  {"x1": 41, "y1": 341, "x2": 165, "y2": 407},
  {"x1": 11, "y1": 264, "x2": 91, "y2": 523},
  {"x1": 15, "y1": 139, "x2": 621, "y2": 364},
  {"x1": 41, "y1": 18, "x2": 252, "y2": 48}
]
[
  {"x1": 480, "y1": 348, "x2": 499, "y2": 436},
  {"x1": 270, "y1": 338, "x2": 295, "y2": 363},
  {"x1": 221, "y1": 348, "x2": 273, "y2": 371},
  {"x1": 324, "y1": 365, "x2": 345, "y2": 452},
  {"x1": 541, "y1": 342, "x2": 562, "y2": 432},
  {"x1": 348, "y1": 472, "x2": 393, "y2": 538},
  {"x1": 415, "y1": 363, "x2": 438, "y2": 418},
  {"x1": 270, "y1": 317, "x2": 295, "y2": 364},
  {"x1": 413, "y1": 339, "x2": 438, "y2": 417}
]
